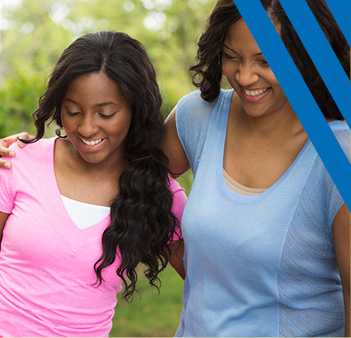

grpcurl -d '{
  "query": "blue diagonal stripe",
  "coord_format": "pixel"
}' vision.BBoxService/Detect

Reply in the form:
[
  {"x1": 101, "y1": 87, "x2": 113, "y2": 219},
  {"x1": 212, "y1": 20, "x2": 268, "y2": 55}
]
[
  {"x1": 324, "y1": 0, "x2": 351, "y2": 47},
  {"x1": 279, "y1": 0, "x2": 351, "y2": 127},
  {"x1": 233, "y1": 0, "x2": 351, "y2": 209}
]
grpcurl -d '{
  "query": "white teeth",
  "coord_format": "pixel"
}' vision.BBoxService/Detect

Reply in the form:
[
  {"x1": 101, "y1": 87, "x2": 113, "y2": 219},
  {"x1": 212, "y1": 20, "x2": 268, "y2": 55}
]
[
  {"x1": 244, "y1": 88, "x2": 269, "y2": 97},
  {"x1": 81, "y1": 139, "x2": 103, "y2": 146}
]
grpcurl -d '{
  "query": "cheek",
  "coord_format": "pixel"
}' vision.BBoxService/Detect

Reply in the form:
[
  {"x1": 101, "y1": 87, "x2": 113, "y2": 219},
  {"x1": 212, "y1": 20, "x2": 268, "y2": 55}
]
[
  {"x1": 61, "y1": 117, "x2": 74, "y2": 133},
  {"x1": 221, "y1": 60, "x2": 233, "y2": 78},
  {"x1": 60, "y1": 114, "x2": 68, "y2": 131},
  {"x1": 222, "y1": 62, "x2": 240, "y2": 88},
  {"x1": 222, "y1": 70, "x2": 234, "y2": 88},
  {"x1": 109, "y1": 116, "x2": 132, "y2": 138},
  {"x1": 264, "y1": 69, "x2": 279, "y2": 86},
  {"x1": 269, "y1": 77, "x2": 284, "y2": 97},
  {"x1": 60, "y1": 116, "x2": 79, "y2": 139},
  {"x1": 275, "y1": 89, "x2": 289, "y2": 105}
]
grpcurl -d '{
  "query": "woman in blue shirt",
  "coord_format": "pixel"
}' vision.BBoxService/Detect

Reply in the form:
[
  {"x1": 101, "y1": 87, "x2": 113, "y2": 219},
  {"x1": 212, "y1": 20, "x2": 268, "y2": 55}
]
[{"x1": 161, "y1": 0, "x2": 350, "y2": 336}]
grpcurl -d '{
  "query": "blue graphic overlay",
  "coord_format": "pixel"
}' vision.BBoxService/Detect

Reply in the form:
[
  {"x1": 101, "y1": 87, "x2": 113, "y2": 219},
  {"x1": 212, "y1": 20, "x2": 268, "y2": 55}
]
[
  {"x1": 324, "y1": 0, "x2": 351, "y2": 47},
  {"x1": 279, "y1": 0, "x2": 351, "y2": 126},
  {"x1": 233, "y1": 0, "x2": 351, "y2": 209}
]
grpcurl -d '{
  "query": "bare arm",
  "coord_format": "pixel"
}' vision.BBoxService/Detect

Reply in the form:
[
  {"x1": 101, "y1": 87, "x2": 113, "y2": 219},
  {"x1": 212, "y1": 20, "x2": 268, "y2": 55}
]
[
  {"x1": 162, "y1": 107, "x2": 190, "y2": 177},
  {"x1": 0, "y1": 133, "x2": 32, "y2": 169},
  {"x1": 162, "y1": 108, "x2": 188, "y2": 278},
  {"x1": 168, "y1": 239, "x2": 185, "y2": 280},
  {"x1": 0, "y1": 212, "x2": 10, "y2": 250},
  {"x1": 332, "y1": 203, "x2": 350, "y2": 337}
]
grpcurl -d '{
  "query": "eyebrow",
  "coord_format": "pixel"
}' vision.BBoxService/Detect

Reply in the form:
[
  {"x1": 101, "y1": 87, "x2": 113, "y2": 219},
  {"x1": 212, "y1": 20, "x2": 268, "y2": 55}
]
[
  {"x1": 223, "y1": 44, "x2": 263, "y2": 56},
  {"x1": 63, "y1": 98, "x2": 117, "y2": 107}
]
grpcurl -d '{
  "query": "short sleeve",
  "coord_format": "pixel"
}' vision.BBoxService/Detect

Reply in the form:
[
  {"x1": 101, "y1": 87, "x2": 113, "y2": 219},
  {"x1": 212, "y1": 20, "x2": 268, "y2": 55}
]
[
  {"x1": 0, "y1": 139, "x2": 46, "y2": 215},
  {"x1": 327, "y1": 125, "x2": 350, "y2": 224},
  {"x1": 168, "y1": 175, "x2": 187, "y2": 241},
  {"x1": 175, "y1": 90, "x2": 217, "y2": 175},
  {"x1": 0, "y1": 150, "x2": 15, "y2": 214}
]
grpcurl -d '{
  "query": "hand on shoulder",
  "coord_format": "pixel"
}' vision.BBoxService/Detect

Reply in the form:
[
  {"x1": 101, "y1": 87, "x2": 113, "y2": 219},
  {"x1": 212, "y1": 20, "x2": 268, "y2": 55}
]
[{"x1": 0, "y1": 133, "x2": 32, "y2": 169}]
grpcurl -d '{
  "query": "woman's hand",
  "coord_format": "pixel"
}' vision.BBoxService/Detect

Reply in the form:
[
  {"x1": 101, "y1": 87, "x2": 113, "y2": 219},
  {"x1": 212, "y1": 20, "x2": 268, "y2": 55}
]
[{"x1": 0, "y1": 133, "x2": 31, "y2": 169}]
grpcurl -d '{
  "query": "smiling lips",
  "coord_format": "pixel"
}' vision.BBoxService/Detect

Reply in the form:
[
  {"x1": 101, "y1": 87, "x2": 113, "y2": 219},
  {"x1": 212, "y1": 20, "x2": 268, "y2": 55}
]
[
  {"x1": 79, "y1": 138, "x2": 104, "y2": 146},
  {"x1": 241, "y1": 86, "x2": 272, "y2": 102}
]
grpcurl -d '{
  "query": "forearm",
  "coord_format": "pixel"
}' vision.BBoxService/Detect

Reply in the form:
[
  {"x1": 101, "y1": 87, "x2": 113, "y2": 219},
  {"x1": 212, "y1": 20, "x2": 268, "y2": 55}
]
[{"x1": 167, "y1": 239, "x2": 185, "y2": 280}]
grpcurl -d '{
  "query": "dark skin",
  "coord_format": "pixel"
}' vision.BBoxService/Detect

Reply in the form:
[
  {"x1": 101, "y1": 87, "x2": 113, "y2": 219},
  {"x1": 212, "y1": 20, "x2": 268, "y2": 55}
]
[
  {"x1": 0, "y1": 110, "x2": 348, "y2": 335},
  {"x1": 159, "y1": 19, "x2": 350, "y2": 336},
  {"x1": 0, "y1": 136, "x2": 186, "y2": 280},
  {"x1": 0, "y1": 73, "x2": 186, "y2": 281},
  {"x1": 0, "y1": 19, "x2": 348, "y2": 335}
]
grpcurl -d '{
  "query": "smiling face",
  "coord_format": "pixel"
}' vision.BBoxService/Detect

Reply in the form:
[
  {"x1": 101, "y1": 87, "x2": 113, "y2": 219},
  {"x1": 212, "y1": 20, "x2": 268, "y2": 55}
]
[
  {"x1": 61, "y1": 72, "x2": 132, "y2": 166},
  {"x1": 222, "y1": 18, "x2": 291, "y2": 119}
]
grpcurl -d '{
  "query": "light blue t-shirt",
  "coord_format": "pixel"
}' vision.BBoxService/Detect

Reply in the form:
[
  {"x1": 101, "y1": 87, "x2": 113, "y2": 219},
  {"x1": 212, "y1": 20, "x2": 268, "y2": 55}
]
[{"x1": 175, "y1": 90, "x2": 349, "y2": 337}]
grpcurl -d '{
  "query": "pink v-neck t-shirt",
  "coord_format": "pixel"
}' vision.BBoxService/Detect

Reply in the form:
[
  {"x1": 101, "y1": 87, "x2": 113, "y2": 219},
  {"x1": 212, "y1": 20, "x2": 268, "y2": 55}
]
[{"x1": 0, "y1": 137, "x2": 186, "y2": 337}]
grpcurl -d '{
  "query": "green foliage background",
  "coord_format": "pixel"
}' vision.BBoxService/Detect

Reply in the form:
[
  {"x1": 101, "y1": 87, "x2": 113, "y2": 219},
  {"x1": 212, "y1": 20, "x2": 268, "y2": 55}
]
[{"x1": 0, "y1": 0, "x2": 214, "y2": 138}]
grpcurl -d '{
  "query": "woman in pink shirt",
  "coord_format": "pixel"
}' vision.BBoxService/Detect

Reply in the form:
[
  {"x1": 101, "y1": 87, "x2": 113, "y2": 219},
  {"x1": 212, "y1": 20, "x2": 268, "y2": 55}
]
[{"x1": 0, "y1": 31, "x2": 186, "y2": 337}]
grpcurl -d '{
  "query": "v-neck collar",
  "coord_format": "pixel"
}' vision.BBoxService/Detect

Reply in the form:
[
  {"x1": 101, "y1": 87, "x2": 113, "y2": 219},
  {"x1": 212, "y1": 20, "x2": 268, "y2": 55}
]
[
  {"x1": 208, "y1": 90, "x2": 314, "y2": 202},
  {"x1": 37, "y1": 137, "x2": 111, "y2": 249}
]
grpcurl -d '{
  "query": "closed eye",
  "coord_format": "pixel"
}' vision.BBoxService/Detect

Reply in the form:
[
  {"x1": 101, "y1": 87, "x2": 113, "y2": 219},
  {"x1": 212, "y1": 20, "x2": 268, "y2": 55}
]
[
  {"x1": 99, "y1": 112, "x2": 117, "y2": 119},
  {"x1": 65, "y1": 108, "x2": 81, "y2": 116},
  {"x1": 223, "y1": 53, "x2": 240, "y2": 61}
]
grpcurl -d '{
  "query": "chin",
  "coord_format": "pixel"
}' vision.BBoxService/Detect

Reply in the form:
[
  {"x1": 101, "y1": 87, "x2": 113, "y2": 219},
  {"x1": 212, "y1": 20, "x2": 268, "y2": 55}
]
[
  {"x1": 242, "y1": 103, "x2": 273, "y2": 117},
  {"x1": 78, "y1": 153, "x2": 105, "y2": 165}
]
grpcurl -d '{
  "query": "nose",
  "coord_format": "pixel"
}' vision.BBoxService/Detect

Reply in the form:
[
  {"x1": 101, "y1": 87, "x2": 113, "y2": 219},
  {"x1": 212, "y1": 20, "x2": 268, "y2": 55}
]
[
  {"x1": 235, "y1": 63, "x2": 259, "y2": 87},
  {"x1": 77, "y1": 114, "x2": 99, "y2": 138}
]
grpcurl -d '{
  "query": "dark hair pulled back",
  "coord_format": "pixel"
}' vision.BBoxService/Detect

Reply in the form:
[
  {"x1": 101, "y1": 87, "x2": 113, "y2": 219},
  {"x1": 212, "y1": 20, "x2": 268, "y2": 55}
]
[
  {"x1": 26, "y1": 31, "x2": 179, "y2": 300},
  {"x1": 191, "y1": 0, "x2": 349, "y2": 120}
]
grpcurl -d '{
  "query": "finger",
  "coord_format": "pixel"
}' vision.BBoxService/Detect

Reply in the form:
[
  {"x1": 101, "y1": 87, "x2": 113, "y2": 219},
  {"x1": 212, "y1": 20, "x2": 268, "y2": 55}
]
[
  {"x1": 4, "y1": 132, "x2": 32, "y2": 149},
  {"x1": 0, "y1": 141, "x2": 16, "y2": 158},
  {"x1": 2, "y1": 138, "x2": 17, "y2": 147},
  {"x1": 4, "y1": 132, "x2": 31, "y2": 141},
  {"x1": 17, "y1": 138, "x2": 26, "y2": 148},
  {"x1": 16, "y1": 132, "x2": 32, "y2": 141},
  {"x1": 16, "y1": 132, "x2": 33, "y2": 148},
  {"x1": 0, "y1": 158, "x2": 11, "y2": 169}
]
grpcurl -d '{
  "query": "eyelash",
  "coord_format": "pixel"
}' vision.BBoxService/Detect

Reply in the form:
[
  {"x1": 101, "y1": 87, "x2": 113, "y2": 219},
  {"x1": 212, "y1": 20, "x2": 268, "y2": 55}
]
[
  {"x1": 66, "y1": 109, "x2": 80, "y2": 116},
  {"x1": 223, "y1": 54, "x2": 269, "y2": 67},
  {"x1": 65, "y1": 109, "x2": 117, "y2": 119},
  {"x1": 223, "y1": 53, "x2": 240, "y2": 61},
  {"x1": 99, "y1": 112, "x2": 117, "y2": 119}
]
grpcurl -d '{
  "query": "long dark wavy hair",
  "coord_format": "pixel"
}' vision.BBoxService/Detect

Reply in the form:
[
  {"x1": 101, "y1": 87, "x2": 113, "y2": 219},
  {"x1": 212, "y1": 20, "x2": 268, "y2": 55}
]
[
  {"x1": 191, "y1": 0, "x2": 350, "y2": 120},
  {"x1": 23, "y1": 31, "x2": 180, "y2": 300}
]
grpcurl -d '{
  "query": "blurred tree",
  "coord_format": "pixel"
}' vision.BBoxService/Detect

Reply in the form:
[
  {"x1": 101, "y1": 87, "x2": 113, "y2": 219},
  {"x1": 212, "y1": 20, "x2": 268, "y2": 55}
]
[{"x1": 0, "y1": 0, "x2": 214, "y2": 137}]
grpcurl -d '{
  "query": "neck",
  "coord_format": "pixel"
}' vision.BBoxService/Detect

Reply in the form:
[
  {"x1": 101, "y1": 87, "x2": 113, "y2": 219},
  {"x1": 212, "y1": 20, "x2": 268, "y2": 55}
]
[
  {"x1": 63, "y1": 138, "x2": 129, "y2": 179},
  {"x1": 230, "y1": 94, "x2": 305, "y2": 139}
]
